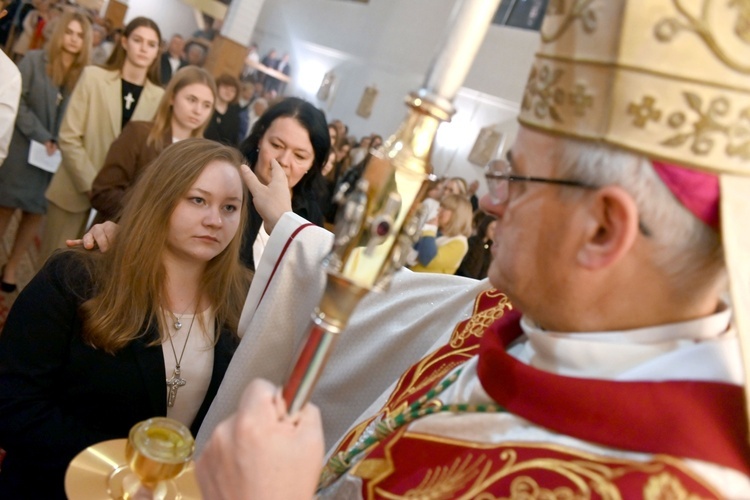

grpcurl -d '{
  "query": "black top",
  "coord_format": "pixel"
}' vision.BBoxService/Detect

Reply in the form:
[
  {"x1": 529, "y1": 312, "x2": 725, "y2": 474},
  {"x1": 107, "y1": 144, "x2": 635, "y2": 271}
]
[
  {"x1": 240, "y1": 191, "x2": 325, "y2": 270},
  {"x1": 121, "y1": 79, "x2": 144, "y2": 128},
  {"x1": 0, "y1": 252, "x2": 238, "y2": 499},
  {"x1": 203, "y1": 105, "x2": 242, "y2": 146},
  {"x1": 455, "y1": 235, "x2": 493, "y2": 280}
]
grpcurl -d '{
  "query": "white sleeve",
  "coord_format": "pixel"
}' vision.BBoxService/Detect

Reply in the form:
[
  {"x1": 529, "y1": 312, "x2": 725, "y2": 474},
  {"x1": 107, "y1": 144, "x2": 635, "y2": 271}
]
[
  {"x1": 0, "y1": 52, "x2": 21, "y2": 166},
  {"x1": 196, "y1": 212, "x2": 491, "y2": 451}
]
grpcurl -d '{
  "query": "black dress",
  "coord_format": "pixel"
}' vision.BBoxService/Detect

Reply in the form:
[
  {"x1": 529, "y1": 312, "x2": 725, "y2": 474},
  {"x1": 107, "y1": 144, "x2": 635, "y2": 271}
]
[{"x1": 203, "y1": 104, "x2": 241, "y2": 146}]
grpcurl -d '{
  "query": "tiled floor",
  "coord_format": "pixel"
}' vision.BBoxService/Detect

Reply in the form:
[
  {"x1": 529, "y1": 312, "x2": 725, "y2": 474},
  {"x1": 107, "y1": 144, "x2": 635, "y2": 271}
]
[{"x1": 0, "y1": 212, "x2": 42, "y2": 331}]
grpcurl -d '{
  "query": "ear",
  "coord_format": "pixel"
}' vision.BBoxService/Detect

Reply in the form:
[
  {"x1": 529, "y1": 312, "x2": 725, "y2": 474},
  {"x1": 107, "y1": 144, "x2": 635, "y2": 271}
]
[{"x1": 576, "y1": 186, "x2": 640, "y2": 269}]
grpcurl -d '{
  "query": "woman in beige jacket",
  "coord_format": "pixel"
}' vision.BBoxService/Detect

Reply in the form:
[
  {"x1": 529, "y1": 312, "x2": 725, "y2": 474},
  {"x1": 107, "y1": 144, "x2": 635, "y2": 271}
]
[{"x1": 41, "y1": 16, "x2": 164, "y2": 262}]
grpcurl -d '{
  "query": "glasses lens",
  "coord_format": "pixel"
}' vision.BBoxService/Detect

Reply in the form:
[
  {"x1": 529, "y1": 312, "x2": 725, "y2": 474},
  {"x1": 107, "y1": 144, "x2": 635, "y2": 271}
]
[{"x1": 485, "y1": 160, "x2": 511, "y2": 204}]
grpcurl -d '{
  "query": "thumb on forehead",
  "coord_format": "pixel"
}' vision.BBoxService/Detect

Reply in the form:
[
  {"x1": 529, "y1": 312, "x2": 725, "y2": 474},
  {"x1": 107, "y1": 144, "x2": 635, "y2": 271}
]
[{"x1": 240, "y1": 164, "x2": 262, "y2": 194}]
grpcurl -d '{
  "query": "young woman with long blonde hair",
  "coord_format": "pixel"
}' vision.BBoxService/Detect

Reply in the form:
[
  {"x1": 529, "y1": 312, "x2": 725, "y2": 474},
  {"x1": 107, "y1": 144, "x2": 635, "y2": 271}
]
[
  {"x1": 91, "y1": 66, "x2": 217, "y2": 223},
  {"x1": 0, "y1": 139, "x2": 250, "y2": 498},
  {"x1": 0, "y1": 10, "x2": 91, "y2": 293}
]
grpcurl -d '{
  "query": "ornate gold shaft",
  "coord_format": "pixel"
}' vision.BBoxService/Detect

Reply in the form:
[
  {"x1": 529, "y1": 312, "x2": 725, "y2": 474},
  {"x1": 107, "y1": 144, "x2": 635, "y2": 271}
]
[{"x1": 283, "y1": 0, "x2": 502, "y2": 415}]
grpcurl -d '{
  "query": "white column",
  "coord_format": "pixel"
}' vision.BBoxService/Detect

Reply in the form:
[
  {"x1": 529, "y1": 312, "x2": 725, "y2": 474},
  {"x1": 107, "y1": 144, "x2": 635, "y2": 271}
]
[{"x1": 221, "y1": 0, "x2": 266, "y2": 46}]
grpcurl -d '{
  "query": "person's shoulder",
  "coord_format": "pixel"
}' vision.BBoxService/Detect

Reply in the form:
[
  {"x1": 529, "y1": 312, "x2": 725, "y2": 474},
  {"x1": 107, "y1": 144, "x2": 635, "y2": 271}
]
[
  {"x1": 81, "y1": 65, "x2": 118, "y2": 82},
  {"x1": 23, "y1": 49, "x2": 46, "y2": 64},
  {"x1": 125, "y1": 120, "x2": 154, "y2": 133}
]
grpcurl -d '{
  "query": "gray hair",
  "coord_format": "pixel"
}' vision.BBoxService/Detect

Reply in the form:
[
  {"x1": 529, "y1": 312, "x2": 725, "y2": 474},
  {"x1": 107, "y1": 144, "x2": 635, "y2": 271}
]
[{"x1": 555, "y1": 137, "x2": 724, "y2": 293}]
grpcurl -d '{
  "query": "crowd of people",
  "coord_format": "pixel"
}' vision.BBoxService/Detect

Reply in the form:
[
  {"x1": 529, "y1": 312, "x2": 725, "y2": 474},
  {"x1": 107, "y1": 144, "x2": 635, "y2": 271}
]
[{"x1": 1, "y1": 0, "x2": 748, "y2": 498}]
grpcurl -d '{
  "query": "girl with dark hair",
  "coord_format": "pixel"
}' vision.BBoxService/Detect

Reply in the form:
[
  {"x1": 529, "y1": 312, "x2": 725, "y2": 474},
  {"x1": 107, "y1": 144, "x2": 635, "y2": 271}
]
[
  {"x1": 91, "y1": 66, "x2": 217, "y2": 223},
  {"x1": 41, "y1": 16, "x2": 163, "y2": 260},
  {"x1": 0, "y1": 139, "x2": 250, "y2": 498},
  {"x1": 0, "y1": 10, "x2": 91, "y2": 293},
  {"x1": 239, "y1": 97, "x2": 330, "y2": 269}
]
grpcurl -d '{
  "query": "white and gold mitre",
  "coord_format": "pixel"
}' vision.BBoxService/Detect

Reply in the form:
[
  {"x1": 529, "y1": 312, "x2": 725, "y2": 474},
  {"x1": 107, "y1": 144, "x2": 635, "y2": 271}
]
[{"x1": 518, "y1": 0, "x2": 750, "y2": 176}]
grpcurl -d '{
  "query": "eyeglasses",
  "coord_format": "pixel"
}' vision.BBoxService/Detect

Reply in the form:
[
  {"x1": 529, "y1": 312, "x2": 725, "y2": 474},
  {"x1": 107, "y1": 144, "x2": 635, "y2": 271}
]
[
  {"x1": 484, "y1": 159, "x2": 652, "y2": 237},
  {"x1": 484, "y1": 159, "x2": 596, "y2": 205}
]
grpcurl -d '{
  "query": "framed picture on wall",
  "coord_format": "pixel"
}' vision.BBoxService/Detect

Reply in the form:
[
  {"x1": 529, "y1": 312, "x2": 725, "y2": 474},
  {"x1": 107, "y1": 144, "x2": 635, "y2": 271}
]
[{"x1": 492, "y1": 0, "x2": 549, "y2": 31}]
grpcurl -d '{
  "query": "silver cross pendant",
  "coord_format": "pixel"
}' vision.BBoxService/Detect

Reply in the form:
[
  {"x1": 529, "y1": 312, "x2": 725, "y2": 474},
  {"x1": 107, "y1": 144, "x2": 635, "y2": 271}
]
[{"x1": 166, "y1": 367, "x2": 186, "y2": 407}]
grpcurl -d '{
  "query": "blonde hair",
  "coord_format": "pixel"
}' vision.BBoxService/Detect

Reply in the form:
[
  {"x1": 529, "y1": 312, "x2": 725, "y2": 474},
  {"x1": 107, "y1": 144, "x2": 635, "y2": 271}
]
[
  {"x1": 46, "y1": 11, "x2": 92, "y2": 92},
  {"x1": 440, "y1": 194, "x2": 473, "y2": 238},
  {"x1": 147, "y1": 67, "x2": 217, "y2": 151},
  {"x1": 80, "y1": 139, "x2": 250, "y2": 353}
]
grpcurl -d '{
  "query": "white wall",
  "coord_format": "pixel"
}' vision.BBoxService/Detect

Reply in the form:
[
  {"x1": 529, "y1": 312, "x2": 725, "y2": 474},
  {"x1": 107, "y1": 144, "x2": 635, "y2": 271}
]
[{"x1": 102, "y1": 0, "x2": 200, "y2": 41}]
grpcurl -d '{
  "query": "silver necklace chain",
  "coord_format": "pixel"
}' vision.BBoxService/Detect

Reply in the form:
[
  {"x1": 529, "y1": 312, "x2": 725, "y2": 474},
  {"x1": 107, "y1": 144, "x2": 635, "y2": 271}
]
[{"x1": 165, "y1": 308, "x2": 197, "y2": 408}]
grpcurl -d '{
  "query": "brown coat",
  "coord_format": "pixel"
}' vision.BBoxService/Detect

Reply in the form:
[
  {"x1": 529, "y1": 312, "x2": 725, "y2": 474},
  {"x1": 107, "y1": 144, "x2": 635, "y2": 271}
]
[{"x1": 91, "y1": 121, "x2": 171, "y2": 223}]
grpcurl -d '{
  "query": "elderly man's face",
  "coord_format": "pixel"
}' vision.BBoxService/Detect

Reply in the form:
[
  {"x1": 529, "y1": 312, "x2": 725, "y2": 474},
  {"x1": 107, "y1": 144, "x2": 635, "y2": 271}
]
[
  {"x1": 169, "y1": 36, "x2": 185, "y2": 56},
  {"x1": 480, "y1": 127, "x2": 583, "y2": 322}
]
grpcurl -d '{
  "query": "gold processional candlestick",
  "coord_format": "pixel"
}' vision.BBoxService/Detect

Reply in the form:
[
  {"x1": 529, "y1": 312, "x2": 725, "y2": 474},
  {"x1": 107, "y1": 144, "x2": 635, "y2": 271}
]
[{"x1": 282, "y1": 0, "x2": 503, "y2": 415}]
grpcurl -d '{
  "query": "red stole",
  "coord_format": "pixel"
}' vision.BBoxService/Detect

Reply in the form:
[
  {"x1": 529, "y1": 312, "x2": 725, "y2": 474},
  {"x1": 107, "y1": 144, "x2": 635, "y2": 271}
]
[{"x1": 477, "y1": 311, "x2": 750, "y2": 475}]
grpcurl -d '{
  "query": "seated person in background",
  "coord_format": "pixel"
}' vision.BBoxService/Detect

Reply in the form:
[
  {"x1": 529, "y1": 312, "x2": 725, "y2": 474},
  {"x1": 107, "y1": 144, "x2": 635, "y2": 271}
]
[
  {"x1": 203, "y1": 73, "x2": 241, "y2": 146},
  {"x1": 442, "y1": 175, "x2": 468, "y2": 198},
  {"x1": 91, "y1": 66, "x2": 216, "y2": 223},
  {"x1": 456, "y1": 213, "x2": 496, "y2": 279},
  {"x1": 192, "y1": 0, "x2": 750, "y2": 496},
  {"x1": 184, "y1": 39, "x2": 207, "y2": 67},
  {"x1": 0, "y1": 139, "x2": 250, "y2": 499},
  {"x1": 409, "y1": 193, "x2": 473, "y2": 274}
]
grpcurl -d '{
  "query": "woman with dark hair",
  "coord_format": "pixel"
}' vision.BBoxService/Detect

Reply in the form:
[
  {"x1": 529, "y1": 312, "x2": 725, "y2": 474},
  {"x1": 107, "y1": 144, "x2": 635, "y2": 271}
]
[
  {"x1": 239, "y1": 96, "x2": 330, "y2": 269},
  {"x1": 0, "y1": 10, "x2": 91, "y2": 292},
  {"x1": 0, "y1": 139, "x2": 250, "y2": 498},
  {"x1": 42, "y1": 16, "x2": 163, "y2": 260}
]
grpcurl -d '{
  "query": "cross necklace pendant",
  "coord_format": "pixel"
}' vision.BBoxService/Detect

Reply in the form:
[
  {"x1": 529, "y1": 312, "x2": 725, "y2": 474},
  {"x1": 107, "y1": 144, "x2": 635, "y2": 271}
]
[
  {"x1": 167, "y1": 365, "x2": 187, "y2": 408},
  {"x1": 124, "y1": 92, "x2": 135, "y2": 111},
  {"x1": 165, "y1": 303, "x2": 197, "y2": 408},
  {"x1": 166, "y1": 366, "x2": 186, "y2": 407}
]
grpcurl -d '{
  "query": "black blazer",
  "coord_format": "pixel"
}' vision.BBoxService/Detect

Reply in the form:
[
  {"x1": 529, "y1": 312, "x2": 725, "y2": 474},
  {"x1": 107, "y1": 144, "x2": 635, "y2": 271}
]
[
  {"x1": 160, "y1": 52, "x2": 187, "y2": 86},
  {"x1": 0, "y1": 252, "x2": 238, "y2": 499}
]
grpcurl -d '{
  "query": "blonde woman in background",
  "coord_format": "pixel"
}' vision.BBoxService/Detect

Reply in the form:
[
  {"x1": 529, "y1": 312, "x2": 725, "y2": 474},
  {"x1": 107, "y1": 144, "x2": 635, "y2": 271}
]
[
  {"x1": 91, "y1": 66, "x2": 217, "y2": 223},
  {"x1": 410, "y1": 193, "x2": 473, "y2": 275},
  {"x1": 0, "y1": 10, "x2": 91, "y2": 293}
]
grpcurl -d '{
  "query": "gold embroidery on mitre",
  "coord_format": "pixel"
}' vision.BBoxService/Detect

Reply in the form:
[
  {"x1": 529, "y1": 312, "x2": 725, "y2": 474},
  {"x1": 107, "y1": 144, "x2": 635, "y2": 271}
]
[
  {"x1": 541, "y1": 0, "x2": 598, "y2": 43},
  {"x1": 654, "y1": 0, "x2": 750, "y2": 74},
  {"x1": 643, "y1": 472, "x2": 707, "y2": 500},
  {"x1": 518, "y1": 0, "x2": 750, "y2": 176}
]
